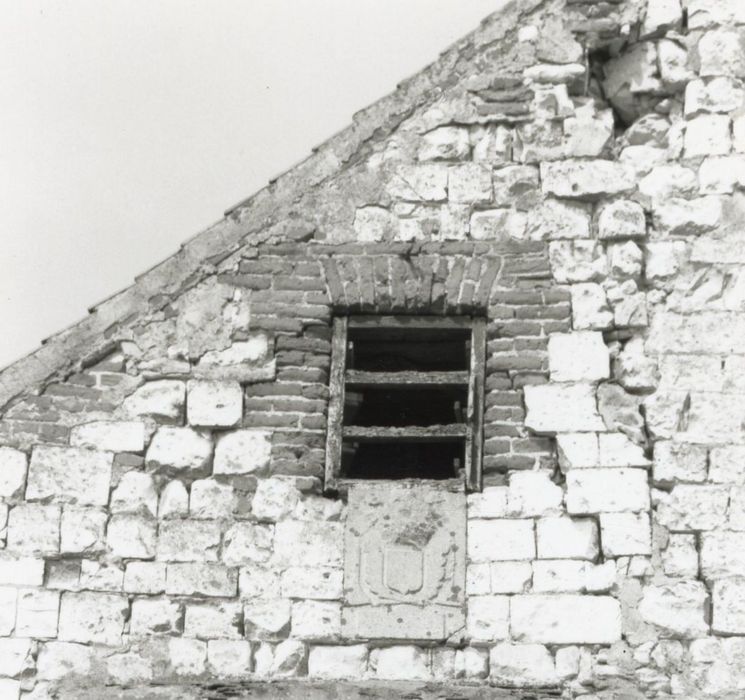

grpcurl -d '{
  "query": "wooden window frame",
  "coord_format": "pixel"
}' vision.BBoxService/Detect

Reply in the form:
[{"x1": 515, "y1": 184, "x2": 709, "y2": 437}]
[{"x1": 324, "y1": 315, "x2": 486, "y2": 492}]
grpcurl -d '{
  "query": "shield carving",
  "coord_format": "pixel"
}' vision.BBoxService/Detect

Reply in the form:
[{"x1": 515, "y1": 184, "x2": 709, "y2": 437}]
[{"x1": 383, "y1": 544, "x2": 424, "y2": 595}]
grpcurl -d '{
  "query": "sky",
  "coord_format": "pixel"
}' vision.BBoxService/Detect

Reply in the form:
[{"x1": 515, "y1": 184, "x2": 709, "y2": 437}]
[{"x1": 0, "y1": 0, "x2": 504, "y2": 370}]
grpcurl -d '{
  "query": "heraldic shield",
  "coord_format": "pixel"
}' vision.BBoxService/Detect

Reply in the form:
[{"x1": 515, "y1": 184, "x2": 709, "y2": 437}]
[{"x1": 342, "y1": 481, "x2": 466, "y2": 641}]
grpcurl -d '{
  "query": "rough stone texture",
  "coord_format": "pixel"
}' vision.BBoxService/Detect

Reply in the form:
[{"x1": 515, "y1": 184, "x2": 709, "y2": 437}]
[{"x1": 1, "y1": 0, "x2": 744, "y2": 696}]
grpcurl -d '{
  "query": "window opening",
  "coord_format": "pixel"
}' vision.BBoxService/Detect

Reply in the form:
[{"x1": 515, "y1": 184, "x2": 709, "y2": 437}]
[{"x1": 325, "y1": 316, "x2": 485, "y2": 491}]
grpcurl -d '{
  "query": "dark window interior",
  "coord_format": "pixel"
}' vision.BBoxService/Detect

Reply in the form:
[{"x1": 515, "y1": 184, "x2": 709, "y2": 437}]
[{"x1": 341, "y1": 324, "x2": 470, "y2": 481}]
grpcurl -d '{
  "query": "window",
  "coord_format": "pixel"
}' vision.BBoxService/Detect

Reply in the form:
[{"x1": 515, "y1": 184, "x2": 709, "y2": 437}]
[{"x1": 324, "y1": 316, "x2": 485, "y2": 492}]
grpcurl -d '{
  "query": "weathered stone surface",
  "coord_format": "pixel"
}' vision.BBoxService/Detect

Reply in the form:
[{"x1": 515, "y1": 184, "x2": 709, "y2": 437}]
[
  {"x1": 702, "y1": 532, "x2": 745, "y2": 579},
  {"x1": 596, "y1": 383, "x2": 645, "y2": 444},
  {"x1": 548, "y1": 331, "x2": 609, "y2": 382},
  {"x1": 642, "y1": 0, "x2": 682, "y2": 36},
  {"x1": 536, "y1": 516, "x2": 599, "y2": 560},
  {"x1": 526, "y1": 199, "x2": 591, "y2": 241},
  {"x1": 549, "y1": 240, "x2": 606, "y2": 283},
  {"x1": 699, "y1": 30, "x2": 745, "y2": 78},
  {"x1": 244, "y1": 598, "x2": 291, "y2": 641},
  {"x1": 467, "y1": 596, "x2": 510, "y2": 642},
  {"x1": 308, "y1": 644, "x2": 368, "y2": 679},
  {"x1": 371, "y1": 646, "x2": 430, "y2": 680},
  {"x1": 26, "y1": 446, "x2": 112, "y2": 506},
  {"x1": 469, "y1": 209, "x2": 526, "y2": 241},
  {"x1": 190, "y1": 479, "x2": 237, "y2": 519},
  {"x1": 0, "y1": 447, "x2": 27, "y2": 499},
  {"x1": 187, "y1": 380, "x2": 243, "y2": 428},
  {"x1": 122, "y1": 380, "x2": 185, "y2": 422},
  {"x1": 223, "y1": 522, "x2": 273, "y2": 565},
  {"x1": 389, "y1": 165, "x2": 447, "y2": 202},
  {"x1": 639, "y1": 581, "x2": 708, "y2": 638},
  {"x1": 653, "y1": 196, "x2": 722, "y2": 236},
  {"x1": 489, "y1": 642, "x2": 557, "y2": 685},
  {"x1": 0, "y1": 587, "x2": 16, "y2": 636},
  {"x1": 712, "y1": 579, "x2": 745, "y2": 635},
  {"x1": 0, "y1": 553, "x2": 44, "y2": 586},
  {"x1": 524, "y1": 383, "x2": 605, "y2": 433},
  {"x1": 207, "y1": 639, "x2": 252, "y2": 678},
  {"x1": 468, "y1": 519, "x2": 535, "y2": 562},
  {"x1": 146, "y1": 427, "x2": 212, "y2": 476},
  {"x1": 600, "y1": 512, "x2": 651, "y2": 557},
  {"x1": 214, "y1": 430, "x2": 272, "y2": 475},
  {"x1": 710, "y1": 446, "x2": 745, "y2": 484},
  {"x1": 418, "y1": 126, "x2": 470, "y2": 162},
  {"x1": 541, "y1": 160, "x2": 635, "y2": 199},
  {"x1": 166, "y1": 563, "x2": 237, "y2": 597},
  {"x1": 507, "y1": 471, "x2": 562, "y2": 517},
  {"x1": 656, "y1": 485, "x2": 729, "y2": 531},
  {"x1": 130, "y1": 597, "x2": 182, "y2": 635},
  {"x1": 566, "y1": 469, "x2": 650, "y2": 514},
  {"x1": 252, "y1": 478, "x2": 301, "y2": 522},
  {"x1": 238, "y1": 563, "x2": 280, "y2": 599},
  {"x1": 158, "y1": 480, "x2": 189, "y2": 519},
  {"x1": 7, "y1": 503, "x2": 60, "y2": 554},
  {"x1": 107, "y1": 514, "x2": 157, "y2": 558},
  {"x1": 185, "y1": 601, "x2": 243, "y2": 640},
  {"x1": 15, "y1": 589, "x2": 59, "y2": 638},
  {"x1": 291, "y1": 600, "x2": 341, "y2": 641},
  {"x1": 653, "y1": 442, "x2": 707, "y2": 484},
  {"x1": 532, "y1": 560, "x2": 614, "y2": 594},
  {"x1": 511, "y1": 595, "x2": 622, "y2": 644},
  {"x1": 169, "y1": 637, "x2": 207, "y2": 675},
  {"x1": 614, "y1": 337, "x2": 659, "y2": 393},
  {"x1": 570, "y1": 283, "x2": 613, "y2": 330},
  {"x1": 124, "y1": 561, "x2": 167, "y2": 594},
  {"x1": 663, "y1": 534, "x2": 699, "y2": 578},
  {"x1": 58, "y1": 592, "x2": 127, "y2": 645},
  {"x1": 158, "y1": 519, "x2": 221, "y2": 562},
  {"x1": 598, "y1": 200, "x2": 647, "y2": 240},
  {"x1": 70, "y1": 421, "x2": 145, "y2": 453},
  {"x1": 280, "y1": 567, "x2": 343, "y2": 601},
  {"x1": 110, "y1": 471, "x2": 158, "y2": 516},
  {"x1": 598, "y1": 433, "x2": 650, "y2": 468},
  {"x1": 275, "y1": 520, "x2": 341, "y2": 568}
]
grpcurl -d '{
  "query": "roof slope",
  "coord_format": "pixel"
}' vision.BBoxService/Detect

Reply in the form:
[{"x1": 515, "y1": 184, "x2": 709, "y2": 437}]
[{"x1": 0, "y1": 0, "x2": 642, "y2": 410}]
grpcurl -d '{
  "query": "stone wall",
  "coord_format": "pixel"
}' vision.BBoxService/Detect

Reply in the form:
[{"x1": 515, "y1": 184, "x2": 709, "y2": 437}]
[{"x1": 1, "y1": 0, "x2": 745, "y2": 697}]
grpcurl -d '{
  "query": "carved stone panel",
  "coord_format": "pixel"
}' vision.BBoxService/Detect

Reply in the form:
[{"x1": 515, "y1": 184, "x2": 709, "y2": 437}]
[{"x1": 342, "y1": 481, "x2": 466, "y2": 641}]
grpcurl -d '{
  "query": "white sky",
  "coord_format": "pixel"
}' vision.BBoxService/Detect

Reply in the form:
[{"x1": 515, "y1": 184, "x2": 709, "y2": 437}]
[{"x1": 0, "y1": 0, "x2": 504, "y2": 369}]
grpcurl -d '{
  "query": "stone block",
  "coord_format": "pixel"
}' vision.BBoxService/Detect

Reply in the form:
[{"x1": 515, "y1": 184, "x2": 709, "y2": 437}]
[
  {"x1": 507, "y1": 471, "x2": 563, "y2": 517},
  {"x1": 280, "y1": 567, "x2": 343, "y2": 600},
  {"x1": 158, "y1": 519, "x2": 221, "y2": 562},
  {"x1": 15, "y1": 589, "x2": 59, "y2": 638},
  {"x1": 712, "y1": 579, "x2": 745, "y2": 635},
  {"x1": 467, "y1": 595, "x2": 510, "y2": 642},
  {"x1": 371, "y1": 645, "x2": 430, "y2": 680},
  {"x1": 389, "y1": 164, "x2": 448, "y2": 201},
  {"x1": 687, "y1": 79, "x2": 745, "y2": 118},
  {"x1": 60, "y1": 506, "x2": 107, "y2": 554},
  {"x1": 166, "y1": 563, "x2": 238, "y2": 597},
  {"x1": 541, "y1": 160, "x2": 635, "y2": 200},
  {"x1": 0, "y1": 680, "x2": 19, "y2": 700},
  {"x1": 187, "y1": 380, "x2": 242, "y2": 428},
  {"x1": 600, "y1": 512, "x2": 651, "y2": 557},
  {"x1": 70, "y1": 421, "x2": 145, "y2": 453},
  {"x1": 614, "y1": 337, "x2": 659, "y2": 393},
  {"x1": 418, "y1": 126, "x2": 470, "y2": 161},
  {"x1": 238, "y1": 563, "x2": 281, "y2": 599},
  {"x1": 536, "y1": 516, "x2": 599, "y2": 560},
  {"x1": 122, "y1": 380, "x2": 185, "y2": 422},
  {"x1": 0, "y1": 587, "x2": 16, "y2": 635},
  {"x1": 709, "y1": 446, "x2": 745, "y2": 484},
  {"x1": 58, "y1": 592, "x2": 127, "y2": 645},
  {"x1": 252, "y1": 477, "x2": 301, "y2": 522},
  {"x1": 488, "y1": 562, "x2": 532, "y2": 594},
  {"x1": 699, "y1": 30, "x2": 745, "y2": 78},
  {"x1": 685, "y1": 115, "x2": 732, "y2": 157},
  {"x1": 291, "y1": 600, "x2": 340, "y2": 641},
  {"x1": 532, "y1": 560, "x2": 614, "y2": 593},
  {"x1": 549, "y1": 240, "x2": 606, "y2": 283},
  {"x1": 556, "y1": 433, "x2": 599, "y2": 470},
  {"x1": 169, "y1": 637, "x2": 207, "y2": 676},
  {"x1": 653, "y1": 196, "x2": 722, "y2": 236},
  {"x1": 639, "y1": 581, "x2": 708, "y2": 638},
  {"x1": 222, "y1": 522, "x2": 273, "y2": 565},
  {"x1": 158, "y1": 480, "x2": 189, "y2": 519},
  {"x1": 570, "y1": 283, "x2": 613, "y2": 330},
  {"x1": 308, "y1": 644, "x2": 368, "y2": 679},
  {"x1": 244, "y1": 599, "x2": 291, "y2": 641},
  {"x1": 0, "y1": 554, "x2": 44, "y2": 586},
  {"x1": 0, "y1": 638, "x2": 32, "y2": 678},
  {"x1": 663, "y1": 534, "x2": 699, "y2": 578},
  {"x1": 526, "y1": 198, "x2": 591, "y2": 240},
  {"x1": 642, "y1": 0, "x2": 683, "y2": 36},
  {"x1": 489, "y1": 643, "x2": 557, "y2": 686},
  {"x1": 687, "y1": 0, "x2": 745, "y2": 28},
  {"x1": 107, "y1": 514, "x2": 156, "y2": 558},
  {"x1": 130, "y1": 597, "x2": 182, "y2": 635},
  {"x1": 702, "y1": 532, "x2": 745, "y2": 579},
  {"x1": 597, "y1": 200, "x2": 646, "y2": 240},
  {"x1": 274, "y1": 520, "x2": 342, "y2": 568},
  {"x1": 207, "y1": 639, "x2": 252, "y2": 677},
  {"x1": 598, "y1": 433, "x2": 650, "y2": 468},
  {"x1": 566, "y1": 469, "x2": 649, "y2": 513},
  {"x1": 448, "y1": 164, "x2": 492, "y2": 203},
  {"x1": 79, "y1": 560, "x2": 124, "y2": 592},
  {"x1": 190, "y1": 479, "x2": 237, "y2": 519},
  {"x1": 353, "y1": 206, "x2": 396, "y2": 242},
  {"x1": 467, "y1": 486, "x2": 508, "y2": 519},
  {"x1": 608, "y1": 241, "x2": 643, "y2": 279},
  {"x1": 657, "y1": 485, "x2": 728, "y2": 531},
  {"x1": 7, "y1": 503, "x2": 60, "y2": 554},
  {"x1": 524, "y1": 383, "x2": 605, "y2": 433},
  {"x1": 511, "y1": 595, "x2": 622, "y2": 644},
  {"x1": 0, "y1": 447, "x2": 27, "y2": 499},
  {"x1": 214, "y1": 430, "x2": 272, "y2": 475},
  {"x1": 146, "y1": 427, "x2": 212, "y2": 476},
  {"x1": 110, "y1": 471, "x2": 158, "y2": 516},
  {"x1": 36, "y1": 641, "x2": 93, "y2": 680},
  {"x1": 548, "y1": 331, "x2": 609, "y2": 382},
  {"x1": 470, "y1": 209, "x2": 526, "y2": 240},
  {"x1": 26, "y1": 445, "x2": 112, "y2": 506},
  {"x1": 653, "y1": 442, "x2": 707, "y2": 484},
  {"x1": 185, "y1": 601, "x2": 242, "y2": 640},
  {"x1": 124, "y1": 562, "x2": 166, "y2": 594},
  {"x1": 468, "y1": 519, "x2": 535, "y2": 562}
]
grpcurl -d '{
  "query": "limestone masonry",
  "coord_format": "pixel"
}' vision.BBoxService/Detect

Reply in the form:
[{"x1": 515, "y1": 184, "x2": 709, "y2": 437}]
[{"x1": 1, "y1": 0, "x2": 745, "y2": 697}]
